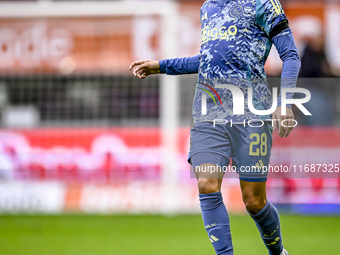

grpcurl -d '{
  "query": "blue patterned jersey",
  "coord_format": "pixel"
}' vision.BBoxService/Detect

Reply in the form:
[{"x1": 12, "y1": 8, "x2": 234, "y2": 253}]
[{"x1": 192, "y1": 0, "x2": 291, "y2": 124}]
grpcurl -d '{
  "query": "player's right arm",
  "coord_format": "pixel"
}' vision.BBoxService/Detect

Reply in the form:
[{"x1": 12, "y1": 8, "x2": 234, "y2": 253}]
[{"x1": 129, "y1": 55, "x2": 200, "y2": 79}]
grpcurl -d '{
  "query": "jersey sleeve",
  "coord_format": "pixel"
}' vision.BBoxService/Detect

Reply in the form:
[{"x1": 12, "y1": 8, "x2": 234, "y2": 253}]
[
  {"x1": 255, "y1": 0, "x2": 289, "y2": 39},
  {"x1": 272, "y1": 29, "x2": 301, "y2": 108},
  {"x1": 159, "y1": 55, "x2": 200, "y2": 75}
]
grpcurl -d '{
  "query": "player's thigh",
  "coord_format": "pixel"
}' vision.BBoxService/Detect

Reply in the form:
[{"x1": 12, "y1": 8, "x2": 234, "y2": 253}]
[
  {"x1": 230, "y1": 122, "x2": 273, "y2": 182},
  {"x1": 195, "y1": 163, "x2": 224, "y2": 194},
  {"x1": 188, "y1": 122, "x2": 232, "y2": 193},
  {"x1": 194, "y1": 163, "x2": 225, "y2": 179},
  {"x1": 189, "y1": 122, "x2": 232, "y2": 176}
]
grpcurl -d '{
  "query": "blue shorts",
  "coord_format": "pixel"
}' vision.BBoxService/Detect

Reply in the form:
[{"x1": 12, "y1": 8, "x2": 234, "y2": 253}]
[{"x1": 188, "y1": 122, "x2": 273, "y2": 182}]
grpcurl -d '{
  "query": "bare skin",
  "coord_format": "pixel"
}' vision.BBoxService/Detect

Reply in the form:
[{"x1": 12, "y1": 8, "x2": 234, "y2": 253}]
[
  {"x1": 129, "y1": 60, "x2": 295, "y2": 214},
  {"x1": 129, "y1": 60, "x2": 160, "y2": 79},
  {"x1": 272, "y1": 106, "x2": 294, "y2": 138}
]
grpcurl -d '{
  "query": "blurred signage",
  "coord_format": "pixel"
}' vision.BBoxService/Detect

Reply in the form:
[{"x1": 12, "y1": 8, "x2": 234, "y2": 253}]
[
  {"x1": 0, "y1": 18, "x2": 135, "y2": 74},
  {"x1": 0, "y1": 127, "x2": 339, "y2": 181},
  {"x1": 0, "y1": 1, "x2": 338, "y2": 74},
  {"x1": 0, "y1": 128, "x2": 189, "y2": 182},
  {"x1": 0, "y1": 182, "x2": 65, "y2": 213},
  {"x1": 0, "y1": 127, "x2": 339, "y2": 213}
]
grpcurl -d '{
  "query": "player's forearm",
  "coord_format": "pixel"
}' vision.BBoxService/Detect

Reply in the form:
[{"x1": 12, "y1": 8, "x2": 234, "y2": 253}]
[
  {"x1": 159, "y1": 55, "x2": 200, "y2": 75},
  {"x1": 278, "y1": 58, "x2": 301, "y2": 107},
  {"x1": 272, "y1": 29, "x2": 301, "y2": 108}
]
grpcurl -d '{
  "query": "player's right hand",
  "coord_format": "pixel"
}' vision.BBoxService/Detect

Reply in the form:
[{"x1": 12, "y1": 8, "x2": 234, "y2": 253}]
[{"x1": 129, "y1": 60, "x2": 160, "y2": 79}]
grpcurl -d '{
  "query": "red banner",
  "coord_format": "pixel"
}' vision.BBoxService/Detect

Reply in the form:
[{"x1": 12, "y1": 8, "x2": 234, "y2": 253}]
[
  {"x1": 0, "y1": 126, "x2": 339, "y2": 181},
  {"x1": 0, "y1": 126, "x2": 340, "y2": 213}
]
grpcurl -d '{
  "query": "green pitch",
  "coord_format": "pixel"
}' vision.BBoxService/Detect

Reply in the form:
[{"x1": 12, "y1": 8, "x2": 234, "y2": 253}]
[{"x1": 0, "y1": 214, "x2": 339, "y2": 255}]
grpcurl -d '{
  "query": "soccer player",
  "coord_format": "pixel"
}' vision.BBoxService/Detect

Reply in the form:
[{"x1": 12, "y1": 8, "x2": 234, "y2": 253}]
[{"x1": 129, "y1": 0, "x2": 300, "y2": 254}]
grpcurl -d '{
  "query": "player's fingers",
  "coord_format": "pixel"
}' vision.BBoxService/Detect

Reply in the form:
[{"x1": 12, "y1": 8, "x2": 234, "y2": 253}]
[
  {"x1": 279, "y1": 127, "x2": 286, "y2": 138},
  {"x1": 279, "y1": 117, "x2": 286, "y2": 137},
  {"x1": 138, "y1": 73, "x2": 147, "y2": 79},
  {"x1": 136, "y1": 70, "x2": 144, "y2": 79},
  {"x1": 284, "y1": 118, "x2": 294, "y2": 137},
  {"x1": 137, "y1": 69, "x2": 148, "y2": 79},
  {"x1": 129, "y1": 62, "x2": 139, "y2": 70},
  {"x1": 285, "y1": 127, "x2": 293, "y2": 137},
  {"x1": 133, "y1": 66, "x2": 141, "y2": 76},
  {"x1": 136, "y1": 70, "x2": 142, "y2": 78},
  {"x1": 131, "y1": 62, "x2": 145, "y2": 73},
  {"x1": 133, "y1": 63, "x2": 148, "y2": 76},
  {"x1": 129, "y1": 60, "x2": 147, "y2": 70},
  {"x1": 289, "y1": 115, "x2": 295, "y2": 128},
  {"x1": 288, "y1": 118, "x2": 294, "y2": 129}
]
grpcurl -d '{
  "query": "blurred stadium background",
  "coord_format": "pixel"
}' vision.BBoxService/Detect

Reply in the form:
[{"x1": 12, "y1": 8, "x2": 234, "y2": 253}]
[{"x1": 0, "y1": 0, "x2": 339, "y2": 254}]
